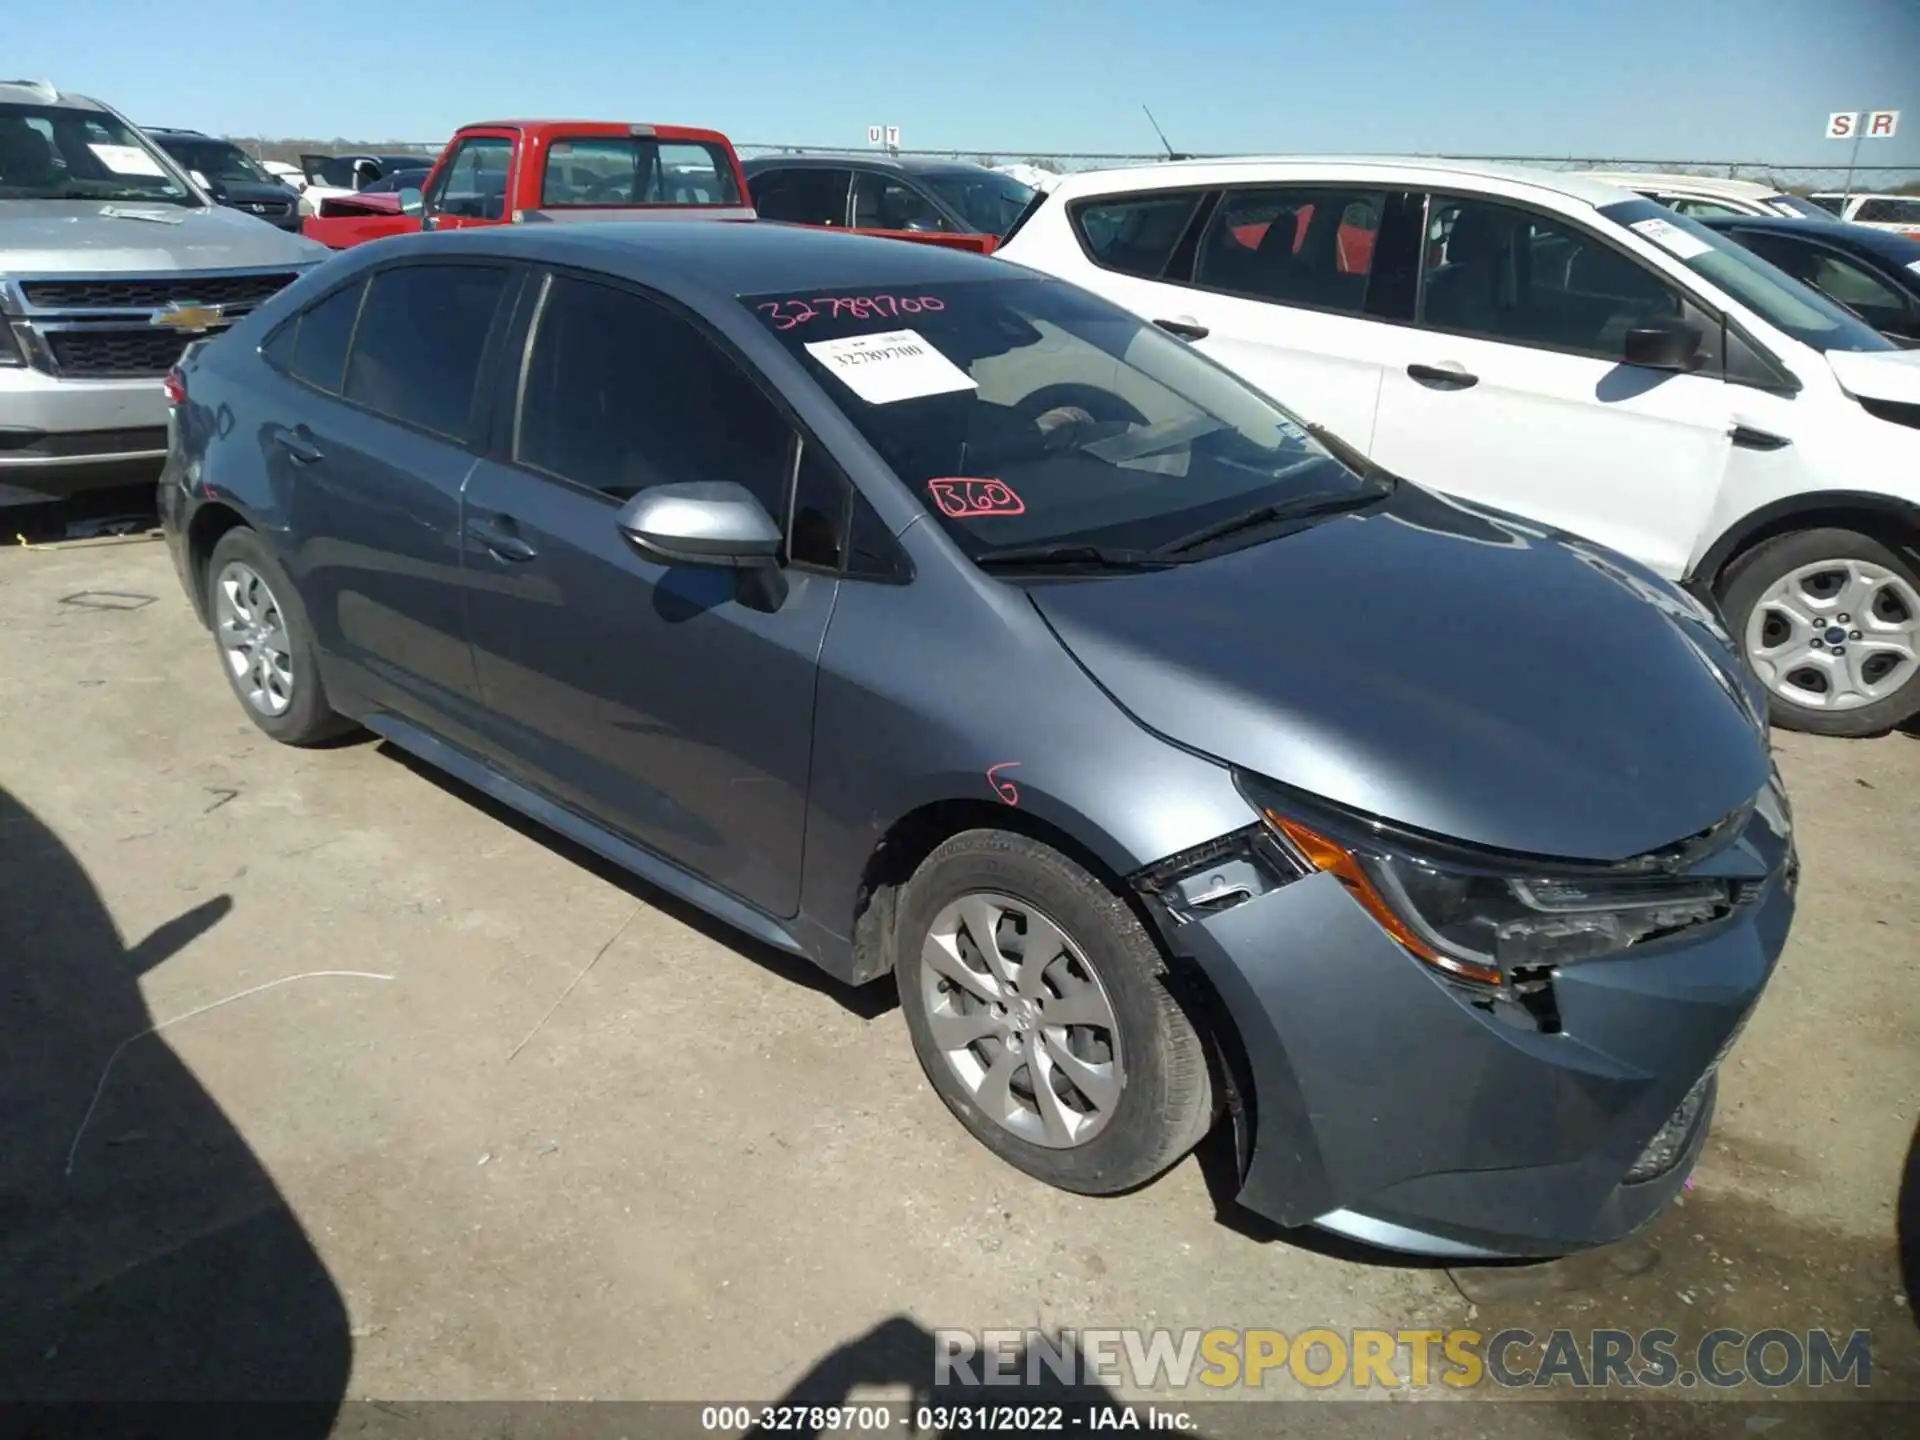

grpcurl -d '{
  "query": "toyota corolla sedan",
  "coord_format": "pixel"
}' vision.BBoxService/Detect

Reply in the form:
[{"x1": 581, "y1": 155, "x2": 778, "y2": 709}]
[{"x1": 158, "y1": 223, "x2": 1796, "y2": 1260}]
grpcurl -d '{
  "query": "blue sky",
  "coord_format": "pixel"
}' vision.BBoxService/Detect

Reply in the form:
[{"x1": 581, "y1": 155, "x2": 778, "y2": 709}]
[{"x1": 13, "y1": 0, "x2": 1919, "y2": 163}]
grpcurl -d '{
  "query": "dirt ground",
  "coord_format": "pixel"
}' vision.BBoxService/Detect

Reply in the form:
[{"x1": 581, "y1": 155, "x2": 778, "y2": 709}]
[{"x1": 1, "y1": 530, "x2": 1915, "y2": 1435}]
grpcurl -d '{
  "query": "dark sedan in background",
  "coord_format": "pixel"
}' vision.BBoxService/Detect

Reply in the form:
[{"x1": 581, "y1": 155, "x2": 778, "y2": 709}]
[
  {"x1": 1702, "y1": 213, "x2": 1920, "y2": 345},
  {"x1": 157, "y1": 223, "x2": 1793, "y2": 1260},
  {"x1": 744, "y1": 153, "x2": 1034, "y2": 241}
]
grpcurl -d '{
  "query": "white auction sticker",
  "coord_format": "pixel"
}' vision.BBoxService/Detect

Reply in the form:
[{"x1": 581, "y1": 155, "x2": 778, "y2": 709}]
[
  {"x1": 87, "y1": 143, "x2": 167, "y2": 177},
  {"x1": 1629, "y1": 217, "x2": 1712, "y2": 261},
  {"x1": 802, "y1": 328, "x2": 976, "y2": 406}
]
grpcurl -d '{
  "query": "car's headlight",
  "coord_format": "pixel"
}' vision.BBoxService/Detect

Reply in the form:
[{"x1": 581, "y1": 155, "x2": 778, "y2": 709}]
[{"x1": 1240, "y1": 779, "x2": 1744, "y2": 989}]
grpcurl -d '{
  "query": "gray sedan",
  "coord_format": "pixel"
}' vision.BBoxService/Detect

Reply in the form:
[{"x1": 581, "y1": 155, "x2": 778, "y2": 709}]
[{"x1": 158, "y1": 222, "x2": 1796, "y2": 1259}]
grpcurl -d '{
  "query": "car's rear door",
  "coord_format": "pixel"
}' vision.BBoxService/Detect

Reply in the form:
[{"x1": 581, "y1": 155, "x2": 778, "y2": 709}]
[
  {"x1": 1054, "y1": 184, "x2": 1417, "y2": 449},
  {"x1": 747, "y1": 167, "x2": 855, "y2": 229},
  {"x1": 1366, "y1": 193, "x2": 1736, "y2": 577},
  {"x1": 456, "y1": 269, "x2": 843, "y2": 918},
  {"x1": 269, "y1": 258, "x2": 520, "y2": 738}
]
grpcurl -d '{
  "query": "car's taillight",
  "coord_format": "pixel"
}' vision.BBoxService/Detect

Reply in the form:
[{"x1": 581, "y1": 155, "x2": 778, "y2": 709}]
[{"x1": 162, "y1": 367, "x2": 186, "y2": 407}]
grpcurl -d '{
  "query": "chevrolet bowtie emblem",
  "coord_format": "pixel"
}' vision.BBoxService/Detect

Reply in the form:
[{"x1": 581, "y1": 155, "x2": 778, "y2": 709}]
[{"x1": 151, "y1": 301, "x2": 225, "y2": 332}]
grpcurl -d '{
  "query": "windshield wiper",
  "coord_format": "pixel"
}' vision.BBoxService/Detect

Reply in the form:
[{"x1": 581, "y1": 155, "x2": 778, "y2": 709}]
[
  {"x1": 972, "y1": 543, "x2": 1172, "y2": 571},
  {"x1": 1303, "y1": 422, "x2": 1391, "y2": 483},
  {"x1": 1151, "y1": 486, "x2": 1387, "y2": 558}
]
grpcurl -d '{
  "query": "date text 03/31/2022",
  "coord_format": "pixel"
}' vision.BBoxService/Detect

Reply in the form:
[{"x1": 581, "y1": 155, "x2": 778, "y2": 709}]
[{"x1": 699, "y1": 1404, "x2": 1194, "y2": 1432}]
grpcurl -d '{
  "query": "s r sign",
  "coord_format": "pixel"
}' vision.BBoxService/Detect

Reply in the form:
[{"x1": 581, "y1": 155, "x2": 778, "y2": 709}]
[
  {"x1": 1867, "y1": 110, "x2": 1900, "y2": 138},
  {"x1": 1827, "y1": 111, "x2": 1859, "y2": 139}
]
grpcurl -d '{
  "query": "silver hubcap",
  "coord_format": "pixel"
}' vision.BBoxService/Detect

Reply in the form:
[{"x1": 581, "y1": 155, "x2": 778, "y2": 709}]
[
  {"x1": 1744, "y1": 559, "x2": 1920, "y2": 712},
  {"x1": 919, "y1": 892, "x2": 1123, "y2": 1149},
  {"x1": 214, "y1": 561, "x2": 295, "y2": 717}
]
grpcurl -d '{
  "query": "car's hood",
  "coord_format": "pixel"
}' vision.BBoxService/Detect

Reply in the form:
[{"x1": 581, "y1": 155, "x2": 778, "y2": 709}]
[
  {"x1": 1029, "y1": 486, "x2": 1768, "y2": 863},
  {"x1": 1827, "y1": 345, "x2": 1920, "y2": 405},
  {"x1": 0, "y1": 200, "x2": 328, "y2": 275}
]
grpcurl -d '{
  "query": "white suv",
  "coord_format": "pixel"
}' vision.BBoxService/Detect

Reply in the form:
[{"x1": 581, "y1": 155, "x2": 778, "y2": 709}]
[{"x1": 996, "y1": 157, "x2": 1920, "y2": 736}]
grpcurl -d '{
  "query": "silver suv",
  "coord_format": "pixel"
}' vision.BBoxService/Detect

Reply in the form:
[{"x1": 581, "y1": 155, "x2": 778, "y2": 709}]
[{"x1": 1, "y1": 80, "x2": 328, "y2": 507}]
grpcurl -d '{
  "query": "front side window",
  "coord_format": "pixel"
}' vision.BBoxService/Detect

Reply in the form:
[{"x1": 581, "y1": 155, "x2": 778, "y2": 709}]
[
  {"x1": 1597, "y1": 198, "x2": 1894, "y2": 354},
  {"x1": 1194, "y1": 187, "x2": 1384, "y2": 316},
  {"x1": 426, "y1": 136, "x2": 513, "y2": 220},
  {"x1": 853, "y1": 173, "x2": 949, "y2": 232},
  {"x1": 1418, "y1": 196, "x2": 1697, "y2": 360},
  {"x1": 343, "y1": 264, "x2": 510, "y2": 439},
  {"x1": 540, "y1": 138, "x2": 739, "y2": 207},
  {"x1": 742, "y1": 276, "x2": 1374, "y2": 558},
  {"x1": 749, "y1": 168, "x2": 851, "y2": 226},
  {"x1": 0, "y1": 101, "x2": 195, "y2": 205},
  {"x1": 1068, "y1": 191, "x2": 1204, "y2": 280}
]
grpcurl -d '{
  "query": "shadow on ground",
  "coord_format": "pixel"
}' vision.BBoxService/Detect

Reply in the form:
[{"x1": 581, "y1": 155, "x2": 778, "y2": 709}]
[{"x1": 0, "y1": 784, "x2": 348, "y2": 1419}]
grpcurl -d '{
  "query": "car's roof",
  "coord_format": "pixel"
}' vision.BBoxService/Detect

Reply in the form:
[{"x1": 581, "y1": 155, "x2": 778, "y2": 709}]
[
  {"x1": 1700, "y1": 212, "x2": 1920, "y2": 257},
  {"x1": 0, "y1": 80, "x2": 105, "y2": 111},
  {"x1": 1810, "y1": 191, "x2": 1913, "y2": 201},
  {"x1": 1578, "y1": 170, "x2": 1786, "y2": 199},
  {"x1": 399, "y1": 220, "x2": 1015, "y2": 296},
  {"x1": 742, "y1": 152, "x2": 999, "y2": 177},
  {"x1": 1041, "y1": 156, "x2": 1641, "y2": 208}
]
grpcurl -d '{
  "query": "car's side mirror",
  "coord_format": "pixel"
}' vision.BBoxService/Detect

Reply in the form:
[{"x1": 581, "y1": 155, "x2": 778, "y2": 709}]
[
  {"x1": 398, "y1": 186, "x2": 424, "y2": 215},
  {"x1": 1623, "y1": 319, "x2": 1705, "y2": 371},
  {"x1": 616, "y1": 481, "x2": 782, "y2": 568}
]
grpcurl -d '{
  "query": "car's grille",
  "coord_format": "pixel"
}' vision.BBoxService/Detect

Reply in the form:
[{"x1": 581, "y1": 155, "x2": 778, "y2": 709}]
[
  {"x1": 45, "y1": 328, "x2": 198, "y2": 378},
  {"x1": 237, "y1": 200, "x2": 294, "y2": 218},
  {"x1": 21, "y1": 272, "x2": 300, "y2": 309}
]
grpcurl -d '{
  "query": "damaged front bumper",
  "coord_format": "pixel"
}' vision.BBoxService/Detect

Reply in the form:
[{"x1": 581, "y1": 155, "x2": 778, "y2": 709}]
[{"x1": 1143, "y1": 807, "x2": 1795, "y2": 1260}]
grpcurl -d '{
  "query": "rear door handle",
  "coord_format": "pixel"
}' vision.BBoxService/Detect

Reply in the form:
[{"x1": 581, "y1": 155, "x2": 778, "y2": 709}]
[
  {"x1": 1407, "y1": 362, "x2": 1479, "y2": 390},
  {"x1": 273, "y1": 427, "x2": 323, "y2": 464},
  {"x1": 1154, "y1": 317, "x2": 1210, "y2": 341},
  {"x1": 465, "y1": 514, "x2": 537, "y2": 562},
  {"x1": 1730, "y1": 424, "x2": 1791, "y2": 451}
]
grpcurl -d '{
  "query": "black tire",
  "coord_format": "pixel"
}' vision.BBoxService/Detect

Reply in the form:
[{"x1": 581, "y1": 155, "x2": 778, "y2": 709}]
[
  {"x1": 1718, "y1": 527, "x2": 1920, "y2": 738},
  {"x1": 204, "y1": 528, "x2": 354, "y2": 746},
  {"x1": 895, "y1": 829, "x2": 1212, "y2": 1195}
]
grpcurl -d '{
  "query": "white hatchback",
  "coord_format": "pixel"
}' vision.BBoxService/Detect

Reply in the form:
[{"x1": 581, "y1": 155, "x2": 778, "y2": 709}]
[{"x1": 996, "y1": 157, "x2": 1920, "y2": 735}]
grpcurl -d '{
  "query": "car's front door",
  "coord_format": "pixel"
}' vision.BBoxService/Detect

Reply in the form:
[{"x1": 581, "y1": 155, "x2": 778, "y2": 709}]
[
  {"x1": 270, "y1": 260, "x2": 517, "y2": 734},
  {"x1": 458, "y1": 271, "x2": 840, "y2": 917},
  {"x1": 1366, "y1": 194, "x2": 1739, "y2": 577},
  {"x1": 422, "y1": 131, "x2": 516, "y2": 231}
]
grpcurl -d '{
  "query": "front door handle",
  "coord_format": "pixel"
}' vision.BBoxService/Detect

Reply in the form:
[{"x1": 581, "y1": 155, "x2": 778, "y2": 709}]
[
  {"x1": 272, "y1": 426, "x2": 323, "y2": 464},
  {"x1": 1154, "y1": 317, "x2": 1210, "y2": 341},
  {"x1": 1730, "y1": 424, "x2": 1791, "y2": 451},
  {"x1": 1407, "y1": 362, "x2": 1479, "y2": 390},
  {"x1": 465, "y1": 514, "x2": 537, "y2": 562}
]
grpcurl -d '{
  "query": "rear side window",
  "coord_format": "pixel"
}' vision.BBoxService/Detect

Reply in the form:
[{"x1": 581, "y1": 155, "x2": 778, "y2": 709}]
[
  {"x1": 1069, "y1": 192, "x2": 1203, "y2": 278},
  {"x1": 516, "y1": 275, "x2": 791, "y2": 518},
  {"x1": 343, "y1": 264, "x2": 509, "y2": 439},
  {"x1": 266, "y1": 279, "x2": 365, "y2": 394},
  {"x1": 750, "y1": 168, "x2": 851, "y2": 227},
  {"x1": 1193, "y1": 187, "x2": 1385, "y2": 316}
]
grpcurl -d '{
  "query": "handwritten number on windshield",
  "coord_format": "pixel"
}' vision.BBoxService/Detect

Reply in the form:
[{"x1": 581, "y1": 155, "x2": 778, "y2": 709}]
[
  {"x1": 929, "y1": 479, "x2": 1026, "y2": 519},
  {"x1": 756, "y1": 295, "x2": 946, "y2": 331}
]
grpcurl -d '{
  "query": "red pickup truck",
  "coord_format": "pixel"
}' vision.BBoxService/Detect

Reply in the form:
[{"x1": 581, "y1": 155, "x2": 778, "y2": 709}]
[{"x1": 302, "y1": 120, "x2": 756, "y2": 249}]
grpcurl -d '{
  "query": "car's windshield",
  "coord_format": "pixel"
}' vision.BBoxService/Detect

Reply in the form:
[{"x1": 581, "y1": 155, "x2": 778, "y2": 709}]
[
  {"x1": 157, "y1": 138, "x2": 273, "y2": 185},
  {"x1": 743, "y1": 276, "x2": 1376, "y2": 558},
  {"x1": 921, "y1": 170, "x2": 1036, "y2": 236},
  {"x1": 1600, "y1": 198, "x2": 1894, "y2": 353},
  {"x1": 0, "y1": 102, "x2": 197, "y2": 205},
  {"x1": 1768, "y1": 194, "x2": 1835, "y2": 221}
]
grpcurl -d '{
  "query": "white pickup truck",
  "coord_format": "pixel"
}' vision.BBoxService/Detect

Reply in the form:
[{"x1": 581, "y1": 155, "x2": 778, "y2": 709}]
[{"x1": 0, "y1": 79, "x2": 328, "y2": 507}]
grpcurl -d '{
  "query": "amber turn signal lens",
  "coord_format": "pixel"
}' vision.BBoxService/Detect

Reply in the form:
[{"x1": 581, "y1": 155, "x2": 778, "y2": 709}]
[{"x1": 1265, "y1": 812, "x2": 1503, "y2": 987}]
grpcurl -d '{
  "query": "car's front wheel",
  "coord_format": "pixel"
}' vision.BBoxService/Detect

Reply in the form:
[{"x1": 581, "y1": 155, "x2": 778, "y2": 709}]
[
  {"x1": 895, "y1": 830, "x2": 1212, "y2": 1195},
  {"x1": 206, "y1": 527, "x2": 354, "y2": 746},
  {"x1": 1720, "y1": 526, "x2": 1920, "y2": 737}
]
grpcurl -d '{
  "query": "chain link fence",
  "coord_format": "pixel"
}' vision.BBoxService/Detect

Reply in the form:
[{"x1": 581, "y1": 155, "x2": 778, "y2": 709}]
[{"x1": 236, "y1": 136, "x2": 1920, "y2": 196}]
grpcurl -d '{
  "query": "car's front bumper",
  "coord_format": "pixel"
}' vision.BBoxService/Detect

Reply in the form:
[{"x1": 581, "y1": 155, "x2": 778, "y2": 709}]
[
  {"x1": 1162, "y1": 839, "x2": 1792, "y2": 1259},
  {"x1": 0, "y1": 366, "x2": 169, "y2": 503}
]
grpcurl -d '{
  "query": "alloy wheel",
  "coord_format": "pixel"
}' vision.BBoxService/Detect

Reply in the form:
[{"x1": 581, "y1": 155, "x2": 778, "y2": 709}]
[
  {"x1": 918, "y1": 892, "x2": 1124, "y2": 1149},
  {"x1": 215, "y1": 561, "x2": 296, "y2": 717},
  {"x1": 1743, "y1": 558, "x2": 1920, "y2": 712}
]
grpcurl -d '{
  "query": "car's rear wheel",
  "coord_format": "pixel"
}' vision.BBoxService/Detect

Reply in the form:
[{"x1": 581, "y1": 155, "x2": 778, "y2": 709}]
[
  {"x1": 895, "y1": 829, "x2": 1212, "y2": 1194},
  {"x1": 206, "y1": 528, "x2": 353, "y2": 746},
  {"x1": 1719, "y1": 527, "x2": 1920, "y2": 737}
]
